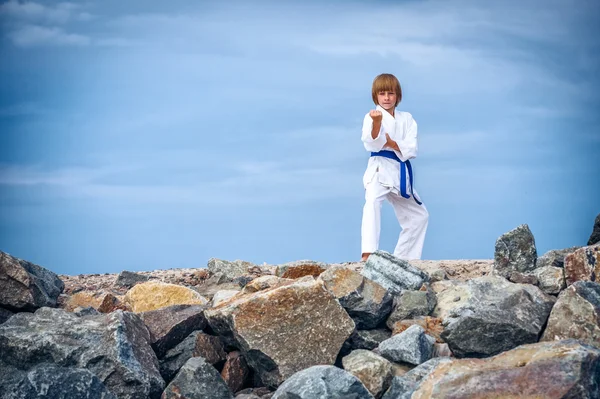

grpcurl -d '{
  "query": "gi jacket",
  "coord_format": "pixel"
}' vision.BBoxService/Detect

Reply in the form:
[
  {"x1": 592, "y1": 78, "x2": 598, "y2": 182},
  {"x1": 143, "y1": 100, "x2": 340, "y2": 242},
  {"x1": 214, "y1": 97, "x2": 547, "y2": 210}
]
[{"x1": 361, "y1": 105, "x2": 418, "y2": 192}]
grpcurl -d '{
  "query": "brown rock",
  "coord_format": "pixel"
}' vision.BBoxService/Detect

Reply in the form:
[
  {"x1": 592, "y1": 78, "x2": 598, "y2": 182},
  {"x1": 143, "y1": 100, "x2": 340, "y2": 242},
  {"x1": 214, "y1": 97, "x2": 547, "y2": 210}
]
[
  {"x1": 221, "y1": 351, "x2": 250, "y2": 393},
  {"x1": 64, "y1": 290, "x2": 129, "y2": 313},
  {"x1": 275, "y1": 260, "x2": 328, "y2": 279},
  {"x1": 564, "y1": 244, "x2": 600, "y2": 286},
  {"x1": 241, "y1": 276, "x2": 293, "y2": 294},
  {"x1": 124, "y1": 281, "x2": 209, "y2": 312},
  {"x1": 194, "y1": 332, "x2": 227, "y2": 367},
  {"x1": 508, "y1": 271, "x2": 538, "y2": 285},
  {"x1": 392, "y1": 317, "x2": 444, "y2": 343},
  {"x1": 342, "y1": 349, "x2": 393, "y2": 398}
]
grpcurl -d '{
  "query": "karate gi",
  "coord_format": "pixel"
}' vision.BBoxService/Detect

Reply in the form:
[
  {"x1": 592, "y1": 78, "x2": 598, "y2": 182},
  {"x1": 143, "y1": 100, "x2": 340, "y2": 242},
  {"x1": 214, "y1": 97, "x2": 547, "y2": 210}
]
[{"x1": 361, "y1": 105, "x2": 429, "y2": 260}]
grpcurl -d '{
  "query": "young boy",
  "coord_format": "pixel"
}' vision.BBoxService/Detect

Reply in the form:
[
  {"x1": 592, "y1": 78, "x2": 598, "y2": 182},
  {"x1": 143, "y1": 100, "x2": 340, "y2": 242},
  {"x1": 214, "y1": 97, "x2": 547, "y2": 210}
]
[{"x1": 360, "y1": 73, "x2": 429, "y2": 262}]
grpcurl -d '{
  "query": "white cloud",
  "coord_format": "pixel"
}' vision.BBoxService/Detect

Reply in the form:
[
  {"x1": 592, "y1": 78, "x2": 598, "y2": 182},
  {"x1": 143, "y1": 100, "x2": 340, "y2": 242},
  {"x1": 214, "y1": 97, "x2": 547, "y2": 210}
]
[
  {"x1": 9, "y1": 24, "x2": 91, "y2": 47},
  {"x1": 0, "y1": 1, "x2": 87, "y2": 24}
]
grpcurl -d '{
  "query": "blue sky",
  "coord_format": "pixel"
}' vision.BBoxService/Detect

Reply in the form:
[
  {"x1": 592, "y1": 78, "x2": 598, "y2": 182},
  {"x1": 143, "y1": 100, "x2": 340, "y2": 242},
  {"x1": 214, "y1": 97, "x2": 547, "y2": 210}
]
[{"x1": 0, "y1": 0, "x2": 599, "y2": 275}]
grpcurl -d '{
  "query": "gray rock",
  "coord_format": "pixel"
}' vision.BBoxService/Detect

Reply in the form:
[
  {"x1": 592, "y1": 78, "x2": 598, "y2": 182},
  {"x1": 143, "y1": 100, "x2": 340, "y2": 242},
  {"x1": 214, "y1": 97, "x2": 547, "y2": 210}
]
[
  {"x1": 378, "y1": 325, "x2": 435, "y2": 366},
  {"x1": 208, "y1": 259, "x2": 254, "y2": 281},
  {"x1": 73, "y1": 306, "x2": 101, "y2": 317},
  {"x1": 159, "y1": 330, "x2": 202, "y2": 383},
  {"x1": 212, "y1": 289, "x2": 241, "y2": 307},
  {"x1": 139, "y1": 304, "x2": 206, "y2": 358},
  {"x1": 508, "y1": 271, "x2": 538, "y2": 285},
  {"x1": 0, "y1": 307, "x2": 164, "y2": 399},
  {"x1": 162, "y1": 356, "x2": 233, "y2": 399},
  {"x1": 541, "y1": 281, "x2": 600, "y2": 348},
  {"x1": 361, "y1": 251, "x2": 429, "y2": 295},
  {"x1": 342, "y1": 350, "x2": 393, "y2": 398},
  {"x1": 493, "y1": 224, "x2": 538, "y2": 278},
  {"x1": 534, "y1": 266, "x2": 566, "y2": 295},
  {"x1": 381, "y1": 376, "x2": 417, "y2": 399},
  {"x1": 437, "y1": 276, "x2": 556, "y2": 358},
  {"x1": 0, "y1": 307, "x2": 14, "y2": 324},
  {"x1": 350, "y1": 329, "x2": 392, "y2": 350},
  {"x1": 271, "y1": 365, "x2": 374, "y2": 399},
  {"x1": 537, "y1": 247, "x2": 581, "y2": 269},
  {"x1": 0, "y1": 362, "x2": 117, "y2": 399},
  {"x1": 114, "y1": 270, "x2": 149, "y2": 288},
  {"x1": 589, "y1": 213, "x2": 600, "y2": 246},
  {"x1": 429, "y1": 268, "x2": 447, "y2": 282},
  {"x1": 0, "y1": 251, "x2": 64, "y2": 311},
  {"x1": 386, "y1": 286, "x2": 436, "y2": 329}
]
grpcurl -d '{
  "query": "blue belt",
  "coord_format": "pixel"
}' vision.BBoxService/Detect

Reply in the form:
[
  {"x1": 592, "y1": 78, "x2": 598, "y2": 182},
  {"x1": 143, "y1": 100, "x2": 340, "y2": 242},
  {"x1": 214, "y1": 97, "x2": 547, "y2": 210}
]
[{"x1": 370, "y1": 150, "x2": 422, "y2": 205}]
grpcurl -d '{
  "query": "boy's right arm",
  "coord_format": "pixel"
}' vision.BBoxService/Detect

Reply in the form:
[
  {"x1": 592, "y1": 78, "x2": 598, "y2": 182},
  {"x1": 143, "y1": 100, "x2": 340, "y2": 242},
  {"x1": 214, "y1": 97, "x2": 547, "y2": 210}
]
[{"x1": 361, "y1": 111, "x2": 386, "y2": 152}]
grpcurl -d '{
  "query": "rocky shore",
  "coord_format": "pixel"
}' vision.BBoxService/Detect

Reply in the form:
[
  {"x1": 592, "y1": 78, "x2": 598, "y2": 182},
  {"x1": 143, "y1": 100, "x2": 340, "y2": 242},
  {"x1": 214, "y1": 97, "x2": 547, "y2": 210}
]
[{"x1": 0, "y1": 214, "x2": 599, "y2": 398}]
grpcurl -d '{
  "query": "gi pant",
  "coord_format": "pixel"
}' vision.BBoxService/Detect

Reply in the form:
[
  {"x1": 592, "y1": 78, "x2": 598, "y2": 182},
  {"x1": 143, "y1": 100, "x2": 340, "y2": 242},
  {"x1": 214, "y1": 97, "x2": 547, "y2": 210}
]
[{"x1": 361, "y1": 181, "x2": 429, "y2": 260}]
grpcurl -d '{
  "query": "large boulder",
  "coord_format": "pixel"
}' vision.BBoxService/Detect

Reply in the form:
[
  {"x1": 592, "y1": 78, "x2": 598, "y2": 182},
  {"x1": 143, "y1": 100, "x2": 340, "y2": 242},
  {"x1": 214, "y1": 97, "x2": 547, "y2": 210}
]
[
  {"x1": 361, "y1": 251, "x2": 429, "y2": 295},
  {"x1": 589, "y1": 213, "x2": 600, "y2": 246},
  {"x1": 433, "y1": 276, "x2": 555, "y2": 357},
  {"x1": 64, "y1": 291, "x2": 129, "y2": 313},
  {"x1": 0, "y1": 251, "x2": 64, "y2": 311},
  {"x1": 162, "y1": 356, "x2": 233, "y2": 399},
  {"x1": 319, "y1": 265, "x2": 393, "y2": 329},
  {"x1": 205, "y1": 277, "x2": 355, "y2": 388},
  {"x1": 564, "y1": 244, "x2": 600, "y2": 286},
  {"x1": 493, "y1": 224, "x2": 537, "y2": 278},
  {"x1": 0, "y1": 307, "x2": 164, "y2": 399},
  {"x1": 158, "y1": 331, "x2": 201, "y2": 383},
  {"x1": 378, "y1": 325, "x2": 435, "y2": 366},
  {"x1": 533, "y1": 266, "x2": 566, "y2": 295},
  {"x1": 541, "y1": 281, "x2": 600, "y2": 348},
  {"x1": 386, "y1": 286, "x2": 436, "y2": 329},
  {"x1": 272, "y1": 365, "x2": 374, "y2": 399},
  {"x1": 342, "y1": 350, "x2": 393, "y2": 398},
  {"x1": 124, "y1": 281, "x2": 208, "y2": 312},
  {"x1": 208, "y1": 258, "x2": 254, "y2": 281}
]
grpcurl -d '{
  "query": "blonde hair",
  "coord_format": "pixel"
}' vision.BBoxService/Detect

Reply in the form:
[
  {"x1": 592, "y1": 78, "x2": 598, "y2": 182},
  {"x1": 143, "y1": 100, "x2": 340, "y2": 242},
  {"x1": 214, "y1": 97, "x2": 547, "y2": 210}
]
[{"x1": 371, "y1": 73, "x2": 402, "y2": 107}]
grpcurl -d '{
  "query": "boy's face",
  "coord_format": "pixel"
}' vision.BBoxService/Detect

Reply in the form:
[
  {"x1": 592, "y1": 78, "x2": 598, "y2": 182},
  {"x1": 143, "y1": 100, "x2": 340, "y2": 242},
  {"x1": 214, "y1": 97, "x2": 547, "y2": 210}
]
[{"x1": 377, "y1": 90, "x2": 397, "y2": 112}]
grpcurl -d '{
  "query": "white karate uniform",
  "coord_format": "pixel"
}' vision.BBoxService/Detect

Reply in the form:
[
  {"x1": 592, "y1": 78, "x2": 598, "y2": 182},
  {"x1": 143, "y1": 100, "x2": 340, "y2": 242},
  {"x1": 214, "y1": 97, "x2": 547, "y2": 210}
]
[{"x1": 361, "y1": 105, "x2": 429, "y2": 260}]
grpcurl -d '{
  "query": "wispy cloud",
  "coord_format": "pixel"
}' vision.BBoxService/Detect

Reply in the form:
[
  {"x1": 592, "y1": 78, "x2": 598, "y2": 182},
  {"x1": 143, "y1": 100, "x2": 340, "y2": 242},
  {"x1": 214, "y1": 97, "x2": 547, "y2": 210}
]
[
  {"x1": 0, "y1": 0, "x2": 91, "y2": 24},
  {"x1": 8, "y1": 24, "x2": 91, "y2": 47}
]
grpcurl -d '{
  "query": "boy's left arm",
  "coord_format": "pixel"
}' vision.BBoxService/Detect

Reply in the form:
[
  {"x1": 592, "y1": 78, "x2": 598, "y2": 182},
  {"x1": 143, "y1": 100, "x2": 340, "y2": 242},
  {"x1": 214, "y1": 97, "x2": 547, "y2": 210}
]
[{"x1": 388, "y1": 115, "x2": 418, "y2": 161}]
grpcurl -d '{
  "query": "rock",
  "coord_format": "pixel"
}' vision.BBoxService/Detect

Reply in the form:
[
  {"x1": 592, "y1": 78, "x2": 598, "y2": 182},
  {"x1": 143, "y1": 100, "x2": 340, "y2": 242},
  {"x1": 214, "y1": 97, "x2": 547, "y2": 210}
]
[
  {"x1": 0, "y1": 307, "x2": 14, "y2": 324},
  {"x1": 0, "y1": 307, "x2": 164, "y2": 399},
  {"x1": 391, "y1": 316, "x2": 444, "y2": 343},
  {"x1": 213, "y1": 289, "x2": 241, "y2": 307},
  {"x1": 275, "y1": 260, "x2": 328, "y2": 279},
  {"x1": 195, "y1": 281, "x2": 242, "y2": 300},
  {"x1": 0, "y1": 251, "x2": 64, "y2": 311},
  {"x1": 564, "y1": 244, "x2": 600, "y2": 285},
  {"x1": 0, "y1": 362, "x2": 117, "y2": 399},
  {"x1": 124, "y1": 281, "x2": 209, "y2": 312},
  {"x1": 381, "y1": 376, "x2": 416, "y2": 399},
  {"x1": 361, "y1": 251, "x2": 429, "y2": 295},
  {"x1": 271, "y1": 365, "x2": 374, "y2": 399},
  {"x1": 319, "y1": 265, "x2": 393, "y2": 329},
  {"x1": 139, "y1": 304, "x2": 207, "y2": 358},
  {"x1": 64, "y1": 291, "x2": 129, "y2": 313},
  {"x1": 433, "y1": 276, "x2": 555, "y2": 357},
  {"x1": 386, "y1": 285, "x2": 436, "y2": 329},
  {"x1": 508, "y1": 271, "x2": 538, "y2": 285},
  {"x1": 406, "y1": 340, "x2": 600, "y2": 398},
  {"x1": 235, "y1": 387, "x2": 272, "y2": 398},
  {"x1": 537, "y1": 247, "x2": 580, "y2": 269},
  {"x1": 162, "y1": 356, "x2": 233, "y2": 399},
  {"x1": 342, "y1": 349, "x2": 393, "y2": 398},
  {"x1": 428, "y1": 269, "x2": 447, "y2": 282},
  {"x1": 114, "y1": 270, "x2": 149, "y2": 288},
  {"x1": 589, "y1": 213, "x2": 600, "y2": 246},
  {"x1": 349, "y1": 329, "x2": 392, "y2": 350},
  {"x1": 232, "y1": 275, "x2": 254, "y2": 288},
  {"x1": 205, "y1": 278, "x2": 355, "y2": 388},
  {"x1": 208, "y1": 258, "x2": 254, "y2": 281},
  {"x1": 73, "y1": 306, "x2": 101, "y2": 316},
  {"x1": 194, "y1": 332, "x2": 227, "y2": 367},
  {"x1": 221, "y1": 351, "x2": 250, "y2": 394},
  {"x1": 493, "y1": 224, "x2": 537, "y2": 278},
  {"x1": 159, "y1": 331, "x2": 201, "y2": 383},
  {"x1": 378, "y1": 325, "x2": 435, "y2": 366},
  {"x1": 241, "y1": 276, "x2": 293, "y2": 294},
  {"x1": 433, "y1": 343, "x2": 453, "y2": 357},
  {"x1": 534, "y1": 266, "x2": 566, "y2": 294},
  {"x1": 541, "y1": 281, "x2": 600, "y2": 347}
]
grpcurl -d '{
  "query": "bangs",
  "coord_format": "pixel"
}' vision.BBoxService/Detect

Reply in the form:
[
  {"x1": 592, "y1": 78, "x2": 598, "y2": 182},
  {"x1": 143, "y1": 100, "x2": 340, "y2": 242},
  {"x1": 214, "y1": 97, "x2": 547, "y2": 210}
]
[{"x1": 371, "y1": 73, "x2": 402, "y2": 106}]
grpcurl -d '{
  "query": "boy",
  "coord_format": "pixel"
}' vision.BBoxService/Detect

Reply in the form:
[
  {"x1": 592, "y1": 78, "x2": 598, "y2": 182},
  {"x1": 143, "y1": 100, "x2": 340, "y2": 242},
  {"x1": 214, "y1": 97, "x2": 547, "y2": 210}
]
[{"x1": 360, "y1": 73, "x2": 429, "y2": 262}]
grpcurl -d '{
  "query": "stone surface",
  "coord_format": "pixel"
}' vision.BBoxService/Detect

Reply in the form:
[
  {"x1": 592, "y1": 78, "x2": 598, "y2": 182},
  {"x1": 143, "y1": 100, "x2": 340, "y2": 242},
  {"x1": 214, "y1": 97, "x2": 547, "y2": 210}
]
[
  {"x1": 378, "y1": 325, "x2": 435, "y2": 366},
  {"x1": 408, "y1": 340, "x2": 600, "y2": 399},
  {"x1": 241, "y1": 276, "x2": 292, "y2": 294},
  {"x1": 391, "y1": 317, "x2": 444, "y2": 343},
  {"x1": 208, "y1": 258, "x2": 254, "y2": 281},
  {"x1": 564, "y1": 244, "x2": 600, "y2": 285},
  {"x1": 162, "y1": 356, "x2": 233, "y2": 399},
  {"x1": 0, "y1": 307, "x2": 164, "y2": 399},
  {"x1": 205, "y1": 278, "x2": 355, "y2": 388},
  {"x1": 319, "y1": 265, "x2": 393, "y2": 329},
  {"x1": 0, "y1": 307, "x2": 14, "y2": 324},
  {"x1": 434, "y1": 275, "x2": 555, "y2": 357},
  {"x1": 271, "y1": 365, "x2": 374, "y2": 399},
  {"x1": 276, "y1": 260, "x2": 328, "y2": 279},
  {"x1": 361, "y1": 251, "x2": 429, "y2": 295},
  {"x1": 537, "y1": 247, "x2": 581, "y2": 269},
  {"x1": 534, "y1": 266, "x2": 566, "y2": 295},
  {"x1": 0, "y1": 362, "x2": 117, "y2": 399},
  {"x1": 158, "y1": 331, "x2": 201, "y2": 383},
  {"x1": 114, "y1": 270, "x2": 149, "y2": 288},
  {"x1": 541, "y1": 281, "x2": 600, "y2": 348},
  {"x1": 349, "y1": 329, "x2": 392, "y2": 350},
  {"x1": 0, "y1": 251, "x2": 65, "y2": 311},
  {"x1": 493, "y1": 224, "x2": 538, "y2": 278},
  {"x1": 386, "y1": 285, "x2": 436, "y2": 329},
  {"x1": 342, "y1": 349, "x2": 393, "y2": 398},
  {"x1": 508, "y1": 271, "x2": 538, "y2": 285},
  {"x1": 213, "y1": 289, "x2": 241, "y2": 307},
  {"x1": 381, "y1": 376, "x2": 416, "y2": 399},
  {"x1": 589, "y1": 213, "x2": 600, "y2": 246},
  {"x1": 221, "y1": 351, "x2": 250, "y2": 394},
  {"x1": 140, "y1": 304, "x2": 207, "y2": 358},
  {"x1": 124, "y1": 281, "x2": 209, "y2": 312},
  {"x1": 194, "y1": 332, "x2": 228, "y2": 367},
  {"x1": 64, "y1": 291, "x2": 129, "y2": 313}
]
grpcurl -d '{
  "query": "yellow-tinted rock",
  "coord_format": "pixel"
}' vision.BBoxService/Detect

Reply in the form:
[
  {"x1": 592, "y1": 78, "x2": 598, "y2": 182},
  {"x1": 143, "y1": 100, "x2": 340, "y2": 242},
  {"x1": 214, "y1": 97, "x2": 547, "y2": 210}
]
[
  {"x1": 392, "y1": 316, "x2": 444, "y2": 343},
  {"x1": 65, "y1": 291, "x2": 129, "y2": 313},
  {"x1": 124, "y1": 281, "x2": 208, "y2": 312}
]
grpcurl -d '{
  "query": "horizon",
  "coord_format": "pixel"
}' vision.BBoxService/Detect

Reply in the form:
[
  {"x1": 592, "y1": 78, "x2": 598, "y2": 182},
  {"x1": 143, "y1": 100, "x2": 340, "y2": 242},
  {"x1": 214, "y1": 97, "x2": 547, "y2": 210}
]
[{"x1": 1, "y1": 0, "x2": 599, "y2": 275}]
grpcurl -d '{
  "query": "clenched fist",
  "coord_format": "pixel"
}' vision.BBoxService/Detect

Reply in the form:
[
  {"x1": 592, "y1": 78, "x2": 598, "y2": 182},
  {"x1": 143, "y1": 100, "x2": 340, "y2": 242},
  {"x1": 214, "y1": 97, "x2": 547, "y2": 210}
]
[{"x1": 369, "y1": 110, "x2": 382, "y2": 124}]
